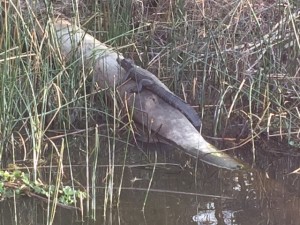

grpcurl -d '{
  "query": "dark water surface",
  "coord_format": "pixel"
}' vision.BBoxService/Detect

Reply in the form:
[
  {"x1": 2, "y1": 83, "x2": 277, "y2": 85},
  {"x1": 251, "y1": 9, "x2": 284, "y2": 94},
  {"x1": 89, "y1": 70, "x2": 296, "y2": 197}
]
[{"x1": 1, "y1": 136, "x2": 300, "y2": 225}]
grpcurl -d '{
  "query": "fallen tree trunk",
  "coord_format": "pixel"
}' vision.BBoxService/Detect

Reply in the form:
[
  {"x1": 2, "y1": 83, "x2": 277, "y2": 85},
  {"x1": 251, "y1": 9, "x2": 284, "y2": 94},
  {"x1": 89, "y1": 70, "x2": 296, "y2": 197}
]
[{"x1": 48, "y1": 19, "x2": 244, "y2": 170}]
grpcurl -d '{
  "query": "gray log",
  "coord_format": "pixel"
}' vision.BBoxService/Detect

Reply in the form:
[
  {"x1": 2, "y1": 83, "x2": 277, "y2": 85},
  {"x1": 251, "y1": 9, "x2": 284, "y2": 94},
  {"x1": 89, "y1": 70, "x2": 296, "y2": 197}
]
[{"x1": 51, "y1": 19, "x2": 244, "y2": 170}]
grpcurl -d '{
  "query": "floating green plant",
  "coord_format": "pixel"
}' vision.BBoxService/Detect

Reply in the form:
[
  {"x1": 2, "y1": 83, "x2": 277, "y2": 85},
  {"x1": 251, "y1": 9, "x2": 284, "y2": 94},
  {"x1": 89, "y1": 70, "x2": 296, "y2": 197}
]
[{"x1": 0, "y1": 170, "x2": 86, "y2": 209}]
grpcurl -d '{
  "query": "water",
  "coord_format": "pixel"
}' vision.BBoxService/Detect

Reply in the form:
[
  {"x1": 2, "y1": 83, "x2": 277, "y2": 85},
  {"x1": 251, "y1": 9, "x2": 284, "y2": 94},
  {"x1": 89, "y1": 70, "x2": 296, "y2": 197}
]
[{"x1": 0, "y1": 137, "x2": 300, "y2": 225}]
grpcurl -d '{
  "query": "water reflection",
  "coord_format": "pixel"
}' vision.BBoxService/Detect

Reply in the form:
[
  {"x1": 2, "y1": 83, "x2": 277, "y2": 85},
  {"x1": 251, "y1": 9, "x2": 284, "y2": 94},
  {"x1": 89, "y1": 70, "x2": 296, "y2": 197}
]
[
  {"x1": 0, "y1": 138, "x2": 300, "y2": 225},
  {"x1": 193, "y1": 204, "x2": 238, "y2": 225}
]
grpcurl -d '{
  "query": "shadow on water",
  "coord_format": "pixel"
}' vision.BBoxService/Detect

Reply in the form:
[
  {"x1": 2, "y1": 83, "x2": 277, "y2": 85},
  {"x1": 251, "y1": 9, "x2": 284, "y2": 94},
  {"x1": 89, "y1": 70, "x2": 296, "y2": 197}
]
[{"x1": 1, "y1": 135, "x2": 300, "y2": 225}]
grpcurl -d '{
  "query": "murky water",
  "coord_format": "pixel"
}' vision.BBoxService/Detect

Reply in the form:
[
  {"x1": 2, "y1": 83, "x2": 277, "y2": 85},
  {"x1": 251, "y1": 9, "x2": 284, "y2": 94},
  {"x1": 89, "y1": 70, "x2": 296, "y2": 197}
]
[{"x1": 1, "y1": 136, "x2": 300, "y2": 225}]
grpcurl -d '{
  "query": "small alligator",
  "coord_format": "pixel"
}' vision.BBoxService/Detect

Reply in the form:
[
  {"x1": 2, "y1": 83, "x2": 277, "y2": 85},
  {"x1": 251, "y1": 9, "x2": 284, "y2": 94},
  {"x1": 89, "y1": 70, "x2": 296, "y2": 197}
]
[{"x1": 117, "y1": 58, "x2": 201, "y2": 130}]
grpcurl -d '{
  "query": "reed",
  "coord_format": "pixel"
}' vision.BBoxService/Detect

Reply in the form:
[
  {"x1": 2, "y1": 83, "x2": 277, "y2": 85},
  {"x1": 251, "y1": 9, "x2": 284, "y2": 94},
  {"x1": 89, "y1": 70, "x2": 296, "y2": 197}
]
[{"x1": 112, "y1": 0, "x2": 300, "y2": 148}]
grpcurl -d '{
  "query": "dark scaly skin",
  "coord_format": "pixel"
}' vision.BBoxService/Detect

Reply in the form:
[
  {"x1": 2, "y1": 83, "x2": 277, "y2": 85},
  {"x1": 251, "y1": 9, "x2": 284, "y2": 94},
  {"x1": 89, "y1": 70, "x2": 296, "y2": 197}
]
[{"x1": 117, "y1": 58, "x2": 201, "y2": 130}]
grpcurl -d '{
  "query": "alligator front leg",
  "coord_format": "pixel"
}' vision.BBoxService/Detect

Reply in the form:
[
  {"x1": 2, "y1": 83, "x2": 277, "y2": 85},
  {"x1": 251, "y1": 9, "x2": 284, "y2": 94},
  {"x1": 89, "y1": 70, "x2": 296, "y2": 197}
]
[{"x1": 131, "y1": 79, "x2": 154, "y2": 93}]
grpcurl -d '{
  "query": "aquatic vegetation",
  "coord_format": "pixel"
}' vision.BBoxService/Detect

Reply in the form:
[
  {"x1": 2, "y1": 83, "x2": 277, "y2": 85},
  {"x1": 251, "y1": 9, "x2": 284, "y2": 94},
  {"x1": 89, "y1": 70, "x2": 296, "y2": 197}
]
[{"x1": 0, "y1": 169, "x2": 86, "y2": 209}]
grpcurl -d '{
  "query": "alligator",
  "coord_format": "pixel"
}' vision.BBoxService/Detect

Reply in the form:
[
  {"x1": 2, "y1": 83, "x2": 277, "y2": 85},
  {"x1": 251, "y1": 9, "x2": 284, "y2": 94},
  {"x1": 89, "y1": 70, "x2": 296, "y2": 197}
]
[{"x1": 117, "y1": 58, "x2": 201, "y2": 130}]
